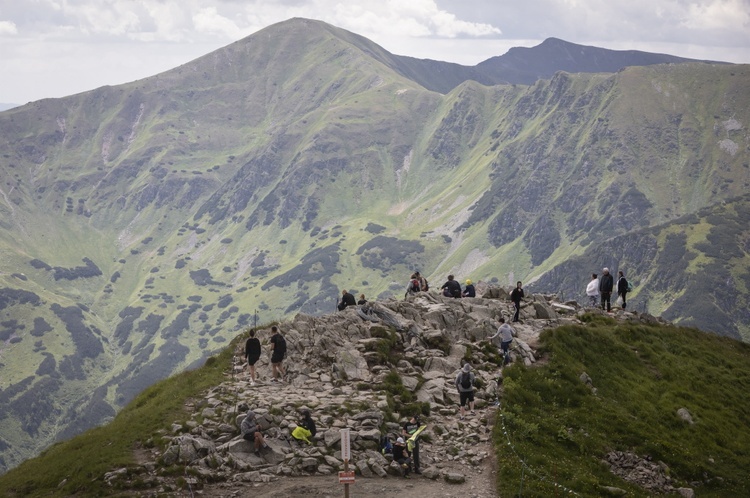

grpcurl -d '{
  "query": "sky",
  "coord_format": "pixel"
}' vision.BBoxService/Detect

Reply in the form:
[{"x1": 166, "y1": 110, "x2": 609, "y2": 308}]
[{"x1": 1, "y1": 0, "x2": 749, "y2": 105}]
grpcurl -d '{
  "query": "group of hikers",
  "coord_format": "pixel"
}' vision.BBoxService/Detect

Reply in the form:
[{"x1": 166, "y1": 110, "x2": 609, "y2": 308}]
[
  {"x1": 241, "y1": 407, "x2": 317, "y2": 457},
  {"x1": 586, "y1": 267, "x2": 630, "y2": 312},
  {"x1": 239, "y1": 267, "x2": 631, "y2": 476},
  {"x1": 242, "y1": 325, "x2": 287, "y2": 385}
]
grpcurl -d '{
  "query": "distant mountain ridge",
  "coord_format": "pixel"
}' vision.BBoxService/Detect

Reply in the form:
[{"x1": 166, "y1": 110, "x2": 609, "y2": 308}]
[{"x1": 0, "y1": 17, "x2": 747, "y2": 475}]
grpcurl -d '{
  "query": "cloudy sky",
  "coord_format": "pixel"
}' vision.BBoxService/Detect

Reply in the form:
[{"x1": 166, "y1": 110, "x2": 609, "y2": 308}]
[{"x1": 1, "y1": 0, "x2": 749, "y2": 105}]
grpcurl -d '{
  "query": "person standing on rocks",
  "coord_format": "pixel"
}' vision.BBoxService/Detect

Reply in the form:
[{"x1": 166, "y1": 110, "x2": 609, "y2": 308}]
[
  {"x1": 269, "y1": 326, "x2": 287, "y2": 382},
  {"x1": 462, "y1": 279, "x2": 476, "y2": 297},
  {"x1": 599, "y1": 268, "x2": 614, "y2": 312},
  {"x1": 244, "y1": 329, "x2": 261, "y2": 385},
  {"x1": 337, "y1": 289, "x2": 356, "y2": 311},
  {"x1": 393, "y1": 437, "x2": 413, "y2": 477},
  {"x1": 586, "y1": 273, "x2": 599, "y2": 307},
  {"x1": 489, "y1": 317, "x2": 515, "y2": 358},
  {"x1": 241, "y1": 410, "x2": 268, "y2": 457},
  {"x1": 617, "y1": 270, "x2": 629, "y2": 309},
  {"x1": 440, "y1": 274, "x2": 462, "y2": 298},
  {"x1": 510, "y1": 281, "x2": 525, "y2": 322},
  {"x1": 402, "y1": 414, "x2": 423, "y2": 474},
  {"x1": 455, "y1": 363, "x2": 476, "y2": 420}
]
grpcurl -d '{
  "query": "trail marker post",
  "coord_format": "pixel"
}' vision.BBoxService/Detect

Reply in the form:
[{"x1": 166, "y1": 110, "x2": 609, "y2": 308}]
[{"x1": 339, "y1": 428, "x2": 354, "y2": 497}]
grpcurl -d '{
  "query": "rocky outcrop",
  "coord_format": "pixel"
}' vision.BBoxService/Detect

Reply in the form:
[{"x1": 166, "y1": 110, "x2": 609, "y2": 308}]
[{"x1": 99, "y1": 289, "x2": 671, "y2": 493}]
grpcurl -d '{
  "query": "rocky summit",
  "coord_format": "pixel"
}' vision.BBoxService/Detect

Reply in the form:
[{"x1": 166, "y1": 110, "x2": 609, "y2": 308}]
[{"x1": 101, "y1": 285, "x2": 673, "y2": 496}]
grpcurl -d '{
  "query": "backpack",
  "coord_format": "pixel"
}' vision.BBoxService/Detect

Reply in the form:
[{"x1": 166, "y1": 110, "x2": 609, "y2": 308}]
[
  {"x1": 627, "y1": 281, "x2": 633, "y2": 292},
  {"x1": 275, "y1": 335, "x2": 287, "y2": 355},
  {"x1": 380, "y1": 435, "x2": 393, "y2": 455},
  {"x1": 422, "y1": 278, "x2": 429, "y2": 291},
  {"x1": 460, "y1": 371, "x2": 472, "y2": 389}
]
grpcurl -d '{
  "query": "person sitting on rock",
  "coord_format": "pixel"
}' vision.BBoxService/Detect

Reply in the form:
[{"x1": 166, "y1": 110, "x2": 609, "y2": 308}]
[
  {"x1": 240, "y1": 410, "x2": 268, "y2": 457},
  {"x1": 393, "y1": 437, "x2": 412, "y2": 477},
  {"x1": 462, "y1": 279, "x2": 476, "y2": 297},
  {"x1": 291, "y1": 409, "x2": 317, "y2": 445},
  {"x1": 357, "y1": 293, "x2": 368, "y2": 305},
  {"x1": 337, "y1": 289, "x2": 356, "y2": 311},
  {"x1": 440, "y1": 274, "x2": 462, "y2": 298}
]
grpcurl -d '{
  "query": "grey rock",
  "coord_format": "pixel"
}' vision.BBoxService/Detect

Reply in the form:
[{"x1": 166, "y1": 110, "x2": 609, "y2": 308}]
[
  {"x1": 444, "y1": 472, "x2": 466, "y2": 484},
  {"x1": 677, "y1": 408, "x2": 694, "y2": 424}
]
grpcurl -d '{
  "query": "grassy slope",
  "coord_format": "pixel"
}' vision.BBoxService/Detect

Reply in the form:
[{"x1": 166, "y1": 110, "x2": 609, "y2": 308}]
[
  {"x1": 497, "y1": 315, "x2": 750, "y2": 497},
  {"x1": 0, "y1": 339, "x2": 235, "y2": 497}
]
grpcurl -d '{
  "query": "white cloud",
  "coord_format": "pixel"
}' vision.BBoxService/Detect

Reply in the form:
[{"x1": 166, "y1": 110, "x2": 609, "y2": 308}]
[
  {"x1": 0, "y1": 0, "x2": 749, "y2": 104},
  {"x1": 0, "y1": 20, "x2": 18, "y2": 35}
]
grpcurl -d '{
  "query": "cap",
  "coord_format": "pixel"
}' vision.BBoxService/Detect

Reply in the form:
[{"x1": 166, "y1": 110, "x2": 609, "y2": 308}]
[
  {"x1": 465, "y1": 279, "x2": 472, "y2": 285},
  {"x1": 603, "y1": 267, "x2": 609, "y2": 273},
  {"x1": 462, "y1": 363, "x2": 471, "y2": 372},
  {"x1": 396, "y1": 437, "x2": 405, "y2": 444}
]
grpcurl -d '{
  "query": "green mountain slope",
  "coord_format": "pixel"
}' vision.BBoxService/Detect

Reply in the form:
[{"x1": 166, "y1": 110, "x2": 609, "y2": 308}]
[{"x1": 0, "y1": 18, "x2": 748, "y2": 473}]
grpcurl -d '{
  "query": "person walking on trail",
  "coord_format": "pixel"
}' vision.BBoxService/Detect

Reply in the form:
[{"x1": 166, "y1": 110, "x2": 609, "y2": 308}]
[
  {"x1": 489, "y1": 317, "x2": 515, "y2": 357},
  {"x1": 393, "y1": 437, "x2": 413, "y2": 477},
  {"x1": 241, "y1": 410, "x2": 268, "y2": 457},
  {"x1": 586, "y1": 273, "x2": 599, "y2": 307},
  {"x1": 440, "y1": 274, "x2": 462, "y2": 298},
  {"x1": 291, "y1": 409, "x2": 317, "y2": 445},
  {"x1": 337, "y1": 289, "x2": 356, "y2": 311},
  {"x1": 462, "y1": 279, "x2": 476, "y2": 297},
  {"x1": 269, "y1": 326, "x2": 287, "y2": 382},
  {"x1": 599, "y1": 268, "x2": 614, "y2": 312},
  {"x1": 617, "y1": 270, "x2": 629, "y2": 309},
  {"x1": 244, "y1": 329, "x2": 261, "y2": 385},
  {"x1": 510, "y1": 281, "x2": 525, "y2": 322},
  {"x1": 455, "y1": 363, "x2": 476, "y2": 420},
  {"x1": 402, "y1": 414, "x2": 423, "y2": 474}
]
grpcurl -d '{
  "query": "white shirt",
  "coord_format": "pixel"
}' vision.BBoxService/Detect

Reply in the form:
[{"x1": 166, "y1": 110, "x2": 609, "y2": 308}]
[{"x1": 586, "y1": 279, "x2": 599, "y2": 297}]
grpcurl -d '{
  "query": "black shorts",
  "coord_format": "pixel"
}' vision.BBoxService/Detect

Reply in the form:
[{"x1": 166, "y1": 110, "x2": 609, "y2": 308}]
[
  {"x1": 271, "y1": 353, "x2": 284, "y2": 364},
  {"x1": 459, "y1": 390, "x2": 474, "y2": 406},
  {"x1": 247, "y1": 355, "x2": 260, "y2": 366}
]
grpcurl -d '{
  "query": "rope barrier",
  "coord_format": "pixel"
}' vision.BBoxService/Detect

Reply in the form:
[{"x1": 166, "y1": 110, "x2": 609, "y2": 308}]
[{"x1": 499, "y1": 412, "x2": 580, "y2": 496}]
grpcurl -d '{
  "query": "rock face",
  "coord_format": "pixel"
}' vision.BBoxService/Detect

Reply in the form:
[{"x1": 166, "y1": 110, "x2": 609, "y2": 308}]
[{"x1": 99, "y1": 289, "x2": 670, "y2": 493}]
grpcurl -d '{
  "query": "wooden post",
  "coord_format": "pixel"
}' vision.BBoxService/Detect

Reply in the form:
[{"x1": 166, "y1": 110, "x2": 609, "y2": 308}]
[{"x1": 344, "y1": 458, "x2": 349, "y2": 498}]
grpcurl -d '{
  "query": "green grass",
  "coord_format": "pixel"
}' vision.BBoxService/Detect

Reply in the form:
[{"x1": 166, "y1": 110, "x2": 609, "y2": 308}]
[
  {"x1": 0, "y1": 338, "x2": 238, "y2": 497},
  {"x1": 495, "y1": 316, "x2": 750, "y2": 497}
]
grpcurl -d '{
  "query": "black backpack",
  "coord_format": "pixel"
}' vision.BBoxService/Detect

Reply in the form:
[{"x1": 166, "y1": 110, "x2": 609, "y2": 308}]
[
  {"x1": 460, "y1": 371, "x2": 472, "y2": 389},
  {"x1": 275, "y1": 335, "x2": 287, "y2": 355}
]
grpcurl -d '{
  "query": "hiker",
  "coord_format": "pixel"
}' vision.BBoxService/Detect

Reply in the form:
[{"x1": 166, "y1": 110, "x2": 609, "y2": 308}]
[
  {"x1": 357, "y1": 293, "x2": 368, "y2": 305},
  {"x1": 402, "y1": 414, "x2": 423, "y2": 474},
  {"x1": 617, "y1": 270, "x2": 629, "y2": 309},
  {"x1": 269, "y1": 326, "x2": 287, "y2": 382},
  {"x1": 599, "y1": 268, "x2": 614, "y2": 312},
  {"x1": 244, "y1": 329, "x2": 261, "y2": 385},
  {"x1": 241, "y1": 410, "x2": 268, "y2": 457},
  {"x1": 510, "y1": 281, "x2": 524, "y2": 322},
  {"x1": 411, "y1": 271, "x2": 429, "y2": 291},
  {"x1": 586, "y1": 273, "x2": 599, "y2": 307},
  {"x1": 455, "y1": 363, "x2": 476, "y2": 420},
  {"x1": 337, "y1": 289, "x2": 356, "y2": 311},
  {"x1": 291, "y1": 409, "x2": 317, "y2": 445},
  {"x1": 440, "y1": 274, "x2": 462, "y2": 298},
  {"x1": 462, "y1": 279, "x2": 476, "y2": 297},
  {"x1": 392, "y1": 437, "x2": 412, "y2": 477},
  {"x1": 405, "y1": 271, "x2": 426, "y2": 298},
  {"x1": 489, "y1": 317, "x2": 515, "y2": 357}
]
